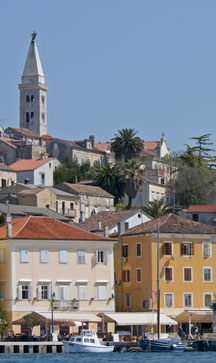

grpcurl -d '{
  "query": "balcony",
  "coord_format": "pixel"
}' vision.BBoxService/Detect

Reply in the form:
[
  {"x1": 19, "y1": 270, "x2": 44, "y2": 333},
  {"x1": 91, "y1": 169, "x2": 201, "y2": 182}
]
[
  {"x1": 53, "y1": 299, "x2": 79, "y2": 311},
  {"x1": 58, "y1": 209, "x2": 76, "y2": 218}
]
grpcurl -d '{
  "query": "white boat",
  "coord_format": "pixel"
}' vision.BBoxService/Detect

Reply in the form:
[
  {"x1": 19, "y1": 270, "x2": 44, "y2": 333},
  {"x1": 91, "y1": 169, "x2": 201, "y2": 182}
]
[{"x1": 63, "y1": 329, "x2": 114, "y2": 353}]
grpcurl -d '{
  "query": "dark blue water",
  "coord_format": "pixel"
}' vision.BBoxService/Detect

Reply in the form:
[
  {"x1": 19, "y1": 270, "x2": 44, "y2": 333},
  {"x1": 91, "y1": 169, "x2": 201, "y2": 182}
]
[{"x1": 0, "y1": 352, "x2": 215, "y2": 363}]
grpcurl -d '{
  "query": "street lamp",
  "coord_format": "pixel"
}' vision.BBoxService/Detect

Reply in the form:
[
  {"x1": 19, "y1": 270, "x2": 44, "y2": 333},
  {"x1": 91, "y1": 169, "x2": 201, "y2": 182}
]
[{"x1": 50, "y1": 284, "x2": 56, "y2": 335}]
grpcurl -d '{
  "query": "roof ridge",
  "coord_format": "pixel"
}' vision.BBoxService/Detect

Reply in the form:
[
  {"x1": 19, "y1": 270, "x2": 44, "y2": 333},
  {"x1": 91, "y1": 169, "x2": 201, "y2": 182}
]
[{"x1": 13, "y1": 215, "x2": 32, "y2": 238}]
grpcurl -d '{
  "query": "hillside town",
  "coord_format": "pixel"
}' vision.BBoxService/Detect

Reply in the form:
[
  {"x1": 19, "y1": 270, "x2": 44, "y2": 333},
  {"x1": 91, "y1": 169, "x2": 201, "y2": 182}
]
[{"x1": 0, "y1": 33, "x2": 216, "y2": 346}]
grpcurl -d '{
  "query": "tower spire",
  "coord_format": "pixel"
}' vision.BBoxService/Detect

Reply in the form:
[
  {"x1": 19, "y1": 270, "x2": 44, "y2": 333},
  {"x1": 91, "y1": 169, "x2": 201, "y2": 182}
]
[{"x1": 18, "y1": 33, "x2": 48, "y2": 136}]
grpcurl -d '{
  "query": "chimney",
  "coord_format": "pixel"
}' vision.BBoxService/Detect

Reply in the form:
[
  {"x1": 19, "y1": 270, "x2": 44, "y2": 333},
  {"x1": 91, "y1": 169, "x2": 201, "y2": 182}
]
[
  {"x1": 104, "y1": 225, "x2": 109, "y2": 237},
  {"x1": 117, "y1": 221, "x2": 125, "y2": 236},
  {"x1": 89, "y1": 135, "x2": 95, "y2": 147},
  {"x1": 97, "y1": 220, "x2": 101, "y2": 231},
  {"x1": 5, "y1": 202, "x2": 12, "y2": 238}
]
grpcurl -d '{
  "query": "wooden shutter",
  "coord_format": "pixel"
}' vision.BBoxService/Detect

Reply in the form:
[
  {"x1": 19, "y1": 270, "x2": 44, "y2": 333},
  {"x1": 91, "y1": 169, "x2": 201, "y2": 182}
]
[
  {"x1": 122, "y1": 271, "x2": 126, "y2": 282},
  {"x1": 191, "y1": 243, "x2": 194, "y2": 255},
  {"x1": 18, "y1": 285, "x2": 22, "y2": 300},
  {"x1": 103, "y1": 251, "x2": 107, "y2": 264},
  {"x1": 162, "y1": 244, "x2": 166, "y2": 255},
  {"x1": 180, "y1": 244, "x2": 184, "y2": 256},
  {"x1": 38, "y1": 285, "x2": 42, "y2": 300}
]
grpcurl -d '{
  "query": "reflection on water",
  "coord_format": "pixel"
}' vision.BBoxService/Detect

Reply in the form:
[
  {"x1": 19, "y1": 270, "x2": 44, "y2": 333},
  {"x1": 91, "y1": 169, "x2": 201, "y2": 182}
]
[{"x1": 0, "y1": 352, "x2": 216, "y2": 363}]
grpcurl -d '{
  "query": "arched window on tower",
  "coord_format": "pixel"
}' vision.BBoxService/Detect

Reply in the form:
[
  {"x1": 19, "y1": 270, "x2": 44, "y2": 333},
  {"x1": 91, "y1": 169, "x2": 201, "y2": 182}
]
[
  {"x1": 31, "y1": 95, "x2": 34, "y2": 102},
  {"x1": 26, "y1": 95, "x2": 30, "y2": 102},
  {"x1": 26, "y1": 112, "x2": 30, "y2": 125}
]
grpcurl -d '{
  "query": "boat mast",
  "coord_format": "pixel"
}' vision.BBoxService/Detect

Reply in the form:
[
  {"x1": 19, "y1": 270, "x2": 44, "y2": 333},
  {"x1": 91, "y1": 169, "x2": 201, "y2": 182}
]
[{"x1": 157, "y1": 218, "x2": 160, "y2": 340}]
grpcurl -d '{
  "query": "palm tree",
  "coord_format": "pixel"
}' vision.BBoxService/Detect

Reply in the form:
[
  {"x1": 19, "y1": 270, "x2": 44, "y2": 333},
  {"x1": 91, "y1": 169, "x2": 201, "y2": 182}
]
[
  {"x1": 111, "y1": 128, "x2": 144, "y2": 162},
  {"x1": 94, "y1": 163, "x2": 125, "y2": 205},
  {"x1": 124, "y1": 160, "x2": 145, "y2": 208},
  {"x1": 143, "y1": 199, "x2": 173, "y2": 218}
]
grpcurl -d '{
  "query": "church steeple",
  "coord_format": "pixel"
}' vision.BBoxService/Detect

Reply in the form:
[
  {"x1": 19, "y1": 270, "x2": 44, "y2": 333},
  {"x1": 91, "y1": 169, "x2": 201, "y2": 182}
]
[{"x1": 19, "y1": 33, "x2": 48, "y2": 136}]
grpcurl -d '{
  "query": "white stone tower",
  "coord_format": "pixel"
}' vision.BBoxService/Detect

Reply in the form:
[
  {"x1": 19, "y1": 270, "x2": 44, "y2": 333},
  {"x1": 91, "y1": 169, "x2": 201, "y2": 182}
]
[{"x1": 18, "y1": 32, "x2": 48, "y2": 136}]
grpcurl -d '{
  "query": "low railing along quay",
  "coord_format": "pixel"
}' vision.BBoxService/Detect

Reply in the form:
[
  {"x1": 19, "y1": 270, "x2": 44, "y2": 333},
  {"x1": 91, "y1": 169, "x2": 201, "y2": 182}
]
[{"x1": 0, "y1": 341, "x2": 64, "y2": 354}]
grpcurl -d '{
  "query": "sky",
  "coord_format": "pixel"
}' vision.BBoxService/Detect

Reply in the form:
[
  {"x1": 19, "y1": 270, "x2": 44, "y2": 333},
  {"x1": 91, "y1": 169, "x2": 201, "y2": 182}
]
[{"x1": 1, "y1": 0, "x2": 216, "y2": 153}]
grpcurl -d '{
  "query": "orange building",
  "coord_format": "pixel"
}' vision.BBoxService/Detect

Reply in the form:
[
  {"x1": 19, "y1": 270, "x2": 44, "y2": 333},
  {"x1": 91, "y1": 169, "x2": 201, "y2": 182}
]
[{"x1": 114, "y1": 214, "x2": 216, "y2": 332}]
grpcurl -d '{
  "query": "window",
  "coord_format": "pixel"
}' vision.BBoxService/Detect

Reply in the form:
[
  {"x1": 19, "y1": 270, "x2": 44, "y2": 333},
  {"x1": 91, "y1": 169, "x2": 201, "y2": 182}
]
[
  {"x1": 184, "y1": 267, "x2": 192, "y2": 282},
  {"x1": 41, "y1": 96, "x2": 45, "y2": 106},
  {"x1": 38, "y1": 285, "x2": 50, "y2": 300},
  {"x1": 180, "y1": 242, "x2": 194, "y2": 256},
  {"x1": 70, "y1": 202, "x2": 74, "y2": 210},
  {"x1": 31, "y1": 95, "x2": 34, "y2": 102},
  {"x1": 122, "y1": 270, "x2": 130, "y2": 282},
  {"x1": 161, "y1": 178, "x2": 165, "y2": 185},
  {"x1": 56, "y1": 200, "x2": 58, "y2": 213},
  {"x1": 78, "y1": 285, "x2": 87, "y2": 300},
  {"x1": 31, "y1": 112, "x2": 34, "y2": 119},
  {"x1": 26, "y1": 112, "x2": 30, "y2": 123},
  {"x1": 162, "y1": 242, "x2": 172, "y2": 256},
  {"x1": 18, "y1": 285, "x2": 32, "y2": 300},
  {"x1": 39, "y1": 172, "x2": 45, "y2": 185},
  {"x1": 0, "y1": 285, "x2": 5, "y2": 300},
  {"x1": 204, "y1": 293, "x2": 212, "y2": 308},
  {"x1": 203, "y1": 267, "x2": 212, "y2": 282},
  {"x1": 164, "y1": 293, "x2": 173, "y2": 307},
  {"x1": 40, "y1": 249, "x2": 49, "y2": 263},
  {"x1": 20, "y1": 248, "x2": 30, "y2": 263},
  {"x1": 0, "y1": 249, "x2": 5, "y2": 264},
  {"x1": 42, "y1": 113, "x2": 45, "y2": 122},
  {"x1": 58, "y1": 285, "x2": 69, "y2": 301},
  {"x1": 59, "y1": 249, "x2": 68, "y2": 264},
  {"x1": 136, "y1": 268, "x2": 142, "y2": 282},
  {"x1": 164, "y1": 267, "x2": 173, "y2": 282},
  {"x1": 203, "y1": 242, "x2": 211, "y2": 258},
  {"x1": 136, "y1": 243, "x2": 142, "y2": 257},
  {"x1": 26, "y1": 95, "x2": 30, "y2": 102},
  {"x1": 62, "y1": 201, "x2": 65, "y2": 214},
  {"x1": 151, "y1": 191, "x2": 155, "y2": 201},
  {"x1": 184, "y1": 293, "x2": 192, "y2": 307},
  {"x1": 122, "y1": 245, "x2": 128, "y2": 258},
  {"x1": 96, "y1": 250, "x2": 107, "y2": 264},
  {"x1": 97, "y1": 285, "x2": 106, "y2": 300},
  {"x1": 125, "y1": 293, "x2": 131, "y2": 308},
  {"x1": 192, "y1": 213, "x2": 198, "y2": 222},
  {"x1": 77, "y1": 250, "x2": 86, "y2": 264}
]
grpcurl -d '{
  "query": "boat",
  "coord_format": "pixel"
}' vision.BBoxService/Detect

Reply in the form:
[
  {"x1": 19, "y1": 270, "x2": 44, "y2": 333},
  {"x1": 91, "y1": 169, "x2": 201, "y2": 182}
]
[
  {"x1": 63, "y1": 329, "x2": 114, "y2": 353},
  {"x1": 139, "y1": 219, "x2": 186, "y2": 353},
  {"x1": 139, "y1": 333, "x2": 186, "y2": 352}
]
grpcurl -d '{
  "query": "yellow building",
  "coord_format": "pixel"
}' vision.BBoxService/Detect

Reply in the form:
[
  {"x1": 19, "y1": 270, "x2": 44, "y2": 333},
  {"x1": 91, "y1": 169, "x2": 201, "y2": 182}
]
[
  {"x1": 115, "y1": 214, "x2": 216, "y2": 332},
  {"x1": 0, "y1": 216, "x2": 116, "y2": 336}
]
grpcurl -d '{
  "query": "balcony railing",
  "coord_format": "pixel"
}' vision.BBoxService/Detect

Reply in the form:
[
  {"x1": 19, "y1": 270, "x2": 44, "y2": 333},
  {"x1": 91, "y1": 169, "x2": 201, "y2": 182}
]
[{"x1": 53, "y1": 299, "x2": 79, "y2": 311}]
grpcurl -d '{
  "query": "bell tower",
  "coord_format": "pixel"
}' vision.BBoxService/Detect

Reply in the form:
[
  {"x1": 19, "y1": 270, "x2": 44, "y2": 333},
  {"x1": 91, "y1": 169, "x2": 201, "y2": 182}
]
[{"x1": 18, "y1": 32, "x2": 48, "y2": 136}]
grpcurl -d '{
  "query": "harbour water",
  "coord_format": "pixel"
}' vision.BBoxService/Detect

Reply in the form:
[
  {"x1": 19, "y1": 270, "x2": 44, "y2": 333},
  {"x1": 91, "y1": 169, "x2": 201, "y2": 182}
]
[{"x1": 0, "y1": 352, "x2": 216, "y2": 363}]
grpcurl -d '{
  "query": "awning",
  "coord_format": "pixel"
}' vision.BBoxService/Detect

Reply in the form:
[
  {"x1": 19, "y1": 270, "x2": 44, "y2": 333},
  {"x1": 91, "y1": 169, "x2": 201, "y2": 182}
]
[
  {"x1": 13, "y1": 312, "x2": 101, "y2": 326},
  {"x1": 174, "y1": 310, "x2": 213, "y2": 324},
  {"x1": 101, "y1": 312, "x2": 177, "y2": 326}
]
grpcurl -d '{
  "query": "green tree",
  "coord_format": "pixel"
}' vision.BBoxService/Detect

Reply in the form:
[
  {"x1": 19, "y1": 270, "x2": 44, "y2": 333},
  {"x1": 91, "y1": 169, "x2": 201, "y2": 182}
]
[
  {"x1": 0, "y1": 307, "x2": 10, "y2": 340},
  {"x1": 94, "y1": 163, "x2": 125, "y2": 205},
  {"x1": 174, "y1": 166, "x2": 216, "y2": 209},
  {"x1": 110, "y1": 128, "x2": 144, "y2": 162},
  {"x1": 124, "y1": 160, "x2": 145, "y2": 209},
  {"x1": 23, "y1": 313, "x2": 42, "y2": 336},
  {"x1": 190, "y1": 134, "x2": 215, "y2": 167},
  {"x1": 54, "y1": 158, "x2": 95, "y2": 184},
  {"x1": 179, "y1": 144, "x2": 198, "y2": 167},
  {"x1": 143, "y1": 199, "x2": 173, "y2": 218}
]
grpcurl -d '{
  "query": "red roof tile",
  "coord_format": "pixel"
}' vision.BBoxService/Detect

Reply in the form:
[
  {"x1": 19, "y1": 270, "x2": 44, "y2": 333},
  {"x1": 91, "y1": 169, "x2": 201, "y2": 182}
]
[
  {"x1": 94, "y1": 143, "x2": 111, "y2": 152},
  {"x1": 144, "y1": 141, "x2": 159, "y2": 150},
  {"x1": 57, "y1": 183, "x2": 114, "y2": 198},
  {"x1": 184, "y1": 205, "x2": 216, "y2": 213},
  {"x1": 0, "y1": 216, "x2": 115, "y2": 241},
  {"x1": 122, "y1": 213, "x2": 216, "y2": 236},
  {"x1": 10, "y1": 158, "x2": 55, "y2": 171}
]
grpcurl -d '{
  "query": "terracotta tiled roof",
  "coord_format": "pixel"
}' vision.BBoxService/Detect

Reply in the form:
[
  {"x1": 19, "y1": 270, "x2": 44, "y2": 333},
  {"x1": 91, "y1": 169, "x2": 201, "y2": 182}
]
[
  {"x1": 144, "y1": 141, "x2": 159, "y2": 150},
  {"x1": 0, "y1": 163, "x2": 16, "y2": 172},
  {"x1": 184, "y1": 205, "x2": 216, "y2": 213},
  {"x1": 94, "y1": 143, "x2": 111, "y2": 152},
  {"x1": 56, "y1": 183, "x2": 114, "y2": 198},
  {"x1": 0, "y1": 216, "x2": 115, "y2": 241},
  {"x1": 10, "y1": 158, "x2": 55, "y2": 171},
  {"x1": 78, "y1": 210, "x2": 142, "y2": 232},
  {"x1": 5, "y1": 127, "x2": 41, "y2": 139},
  {"x1": 122, "y1": 213, "x2": 216, "y2": 236},
  {"x1": 0, "y1": 138, "x2": 17, "y2": 149}
]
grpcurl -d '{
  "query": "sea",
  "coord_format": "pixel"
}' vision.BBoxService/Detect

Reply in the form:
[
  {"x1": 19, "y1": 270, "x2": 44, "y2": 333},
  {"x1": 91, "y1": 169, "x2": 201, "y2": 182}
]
[{"x1": 0, "y1": 352, "x2": 215, "y2": 363}]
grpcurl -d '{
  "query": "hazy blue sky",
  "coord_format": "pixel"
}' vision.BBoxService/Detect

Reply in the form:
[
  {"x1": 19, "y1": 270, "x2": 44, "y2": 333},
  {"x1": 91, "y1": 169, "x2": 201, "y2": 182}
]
[{"x1": 1, "y1": 0, "x2": 216, "y2": 153}]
